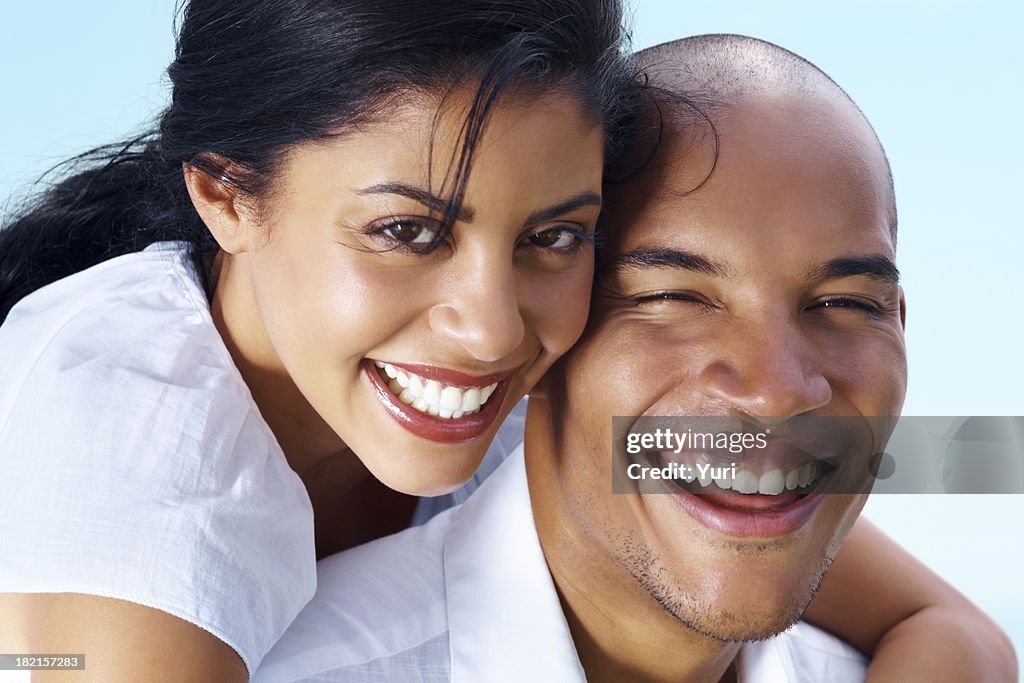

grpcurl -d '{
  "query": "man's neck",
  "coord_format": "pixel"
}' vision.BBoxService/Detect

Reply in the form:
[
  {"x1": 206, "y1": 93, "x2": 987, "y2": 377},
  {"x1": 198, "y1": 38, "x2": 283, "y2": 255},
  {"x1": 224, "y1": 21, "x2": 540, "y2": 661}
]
[{"x1": 524, "y1": 400, "x2": 741, "y2": 683}]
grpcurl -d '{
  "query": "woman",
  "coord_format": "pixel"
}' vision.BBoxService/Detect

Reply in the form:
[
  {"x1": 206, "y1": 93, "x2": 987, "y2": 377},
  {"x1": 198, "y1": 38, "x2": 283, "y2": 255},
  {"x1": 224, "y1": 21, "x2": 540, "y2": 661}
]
[
  {"x1": 0, "y1": 0, "x2": 1014, "y2": 681},
  {"x1": 0, "y1": 0, "x2": 636, "y2": 677}
]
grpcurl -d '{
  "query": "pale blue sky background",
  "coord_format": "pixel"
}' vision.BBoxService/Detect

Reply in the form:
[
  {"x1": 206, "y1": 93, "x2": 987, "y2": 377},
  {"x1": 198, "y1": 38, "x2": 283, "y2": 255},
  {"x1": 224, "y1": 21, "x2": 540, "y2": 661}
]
[{"x1": 1, "y1": 0, "x2": 1021, "y2": 665}]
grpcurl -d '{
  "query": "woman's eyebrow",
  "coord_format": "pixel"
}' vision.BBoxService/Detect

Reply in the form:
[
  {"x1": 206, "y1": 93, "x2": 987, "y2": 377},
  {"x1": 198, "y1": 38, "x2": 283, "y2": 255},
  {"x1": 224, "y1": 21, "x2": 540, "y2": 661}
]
[
  {"x1": 611, "y1": 247, "x2": 730, "y2": 277},
  {"x1": 355, "y1": 185, "x2": 601, "y2": 227},
  {"x1": 356, "y1": 182, "x2": 475, "y2": 221},
  {"x1": 808, "y1": 255, "x2": 901, "y2": 285},
  {"x1": 525, "y1": 192, "x2": 602, "y2": 225}
]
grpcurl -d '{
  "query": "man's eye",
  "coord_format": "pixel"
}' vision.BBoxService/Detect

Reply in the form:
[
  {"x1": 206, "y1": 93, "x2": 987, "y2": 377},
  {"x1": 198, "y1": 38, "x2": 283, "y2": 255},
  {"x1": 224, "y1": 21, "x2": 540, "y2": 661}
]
[
  {"x1": 812, "y1": 297, "x2": 883, "y2": 317},
  {"x1": 633, "y1": 291, "x2": 708, "y2": 306}
]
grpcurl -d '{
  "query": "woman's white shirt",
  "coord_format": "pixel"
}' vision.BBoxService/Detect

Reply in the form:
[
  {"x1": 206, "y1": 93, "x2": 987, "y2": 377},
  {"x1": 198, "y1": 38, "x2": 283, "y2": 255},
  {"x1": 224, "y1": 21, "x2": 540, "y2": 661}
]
[{"x1": 0, "y1": 242, "x2": 317, "y2": 673}]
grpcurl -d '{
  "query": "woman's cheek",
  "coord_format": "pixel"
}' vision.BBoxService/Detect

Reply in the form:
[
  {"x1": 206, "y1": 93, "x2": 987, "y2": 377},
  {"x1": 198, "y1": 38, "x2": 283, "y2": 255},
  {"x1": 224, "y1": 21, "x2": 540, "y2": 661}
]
[
  {"x1": 536, "y1": 266, "x2": 595, "y2": 355},
  {"x1": 332, "y1": 270, "x2": 426, "y2": 343}
]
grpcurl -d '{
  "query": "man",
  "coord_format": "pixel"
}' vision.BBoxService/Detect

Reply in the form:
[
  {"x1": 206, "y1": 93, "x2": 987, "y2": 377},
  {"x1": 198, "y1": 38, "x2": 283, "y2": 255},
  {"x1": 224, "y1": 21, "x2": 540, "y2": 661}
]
[{"x1": 254, "y1": 35, "x2": 906, "y2": 682}]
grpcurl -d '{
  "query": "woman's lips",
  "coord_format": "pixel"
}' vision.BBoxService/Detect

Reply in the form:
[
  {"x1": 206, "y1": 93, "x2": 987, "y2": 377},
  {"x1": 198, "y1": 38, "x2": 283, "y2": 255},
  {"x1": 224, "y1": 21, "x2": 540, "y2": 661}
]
[
  {"x1": 363, "y1": 359, "x2": 513, "y2": 443},
  {"x1": 380, "y1": 361, "x2": 512, "y2": 388}
]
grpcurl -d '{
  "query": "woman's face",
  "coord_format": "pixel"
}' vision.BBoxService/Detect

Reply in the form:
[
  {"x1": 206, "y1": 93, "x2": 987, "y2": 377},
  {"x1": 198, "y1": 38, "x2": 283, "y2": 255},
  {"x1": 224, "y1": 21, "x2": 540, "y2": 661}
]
[{"x1": 213, "y1": 89, "x2": 604, "y2": 495}]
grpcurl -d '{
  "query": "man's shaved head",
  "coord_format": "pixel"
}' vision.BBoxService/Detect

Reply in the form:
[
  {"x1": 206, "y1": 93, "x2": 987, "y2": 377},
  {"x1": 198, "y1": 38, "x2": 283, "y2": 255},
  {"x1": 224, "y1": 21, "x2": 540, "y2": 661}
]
[{"x1": 635, "y1": 34, "x2": 897, "y2": 240}]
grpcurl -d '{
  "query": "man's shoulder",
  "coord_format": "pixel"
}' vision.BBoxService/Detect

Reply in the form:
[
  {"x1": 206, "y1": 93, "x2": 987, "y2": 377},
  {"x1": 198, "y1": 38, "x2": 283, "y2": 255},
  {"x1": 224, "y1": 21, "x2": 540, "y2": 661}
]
[{"x1": 253, "y1": 504, "x2": 458, "y2": 681}]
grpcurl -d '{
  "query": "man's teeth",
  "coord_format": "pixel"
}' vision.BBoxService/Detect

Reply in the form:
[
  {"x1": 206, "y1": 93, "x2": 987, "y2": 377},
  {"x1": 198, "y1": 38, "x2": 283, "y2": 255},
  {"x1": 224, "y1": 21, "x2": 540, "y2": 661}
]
[
  {"x1": 682, "y1": 458, "x2": 824, "y2": 495},
  {"x1": 374, "y1": 361, "x2": 498, "y2": 419},
  {"x1": 758, "y1": 469, "x2": 786, "y2": 495},
  {"x1": 714, "y1": 466, "x2": 735, "y2": 491},
  {"x1": 697, "y1": 455, "x2": 714, "y2": 487},
  {"x1": 733, "y1": 469, "x2": 760, "y2": 494}
]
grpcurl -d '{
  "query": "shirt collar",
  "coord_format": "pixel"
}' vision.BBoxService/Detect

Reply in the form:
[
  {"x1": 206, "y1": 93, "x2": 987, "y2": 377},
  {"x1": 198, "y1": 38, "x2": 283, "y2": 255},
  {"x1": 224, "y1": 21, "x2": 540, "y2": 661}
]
[{"x1": 443, "y1": 445, "x2": 586, "y2": 682}]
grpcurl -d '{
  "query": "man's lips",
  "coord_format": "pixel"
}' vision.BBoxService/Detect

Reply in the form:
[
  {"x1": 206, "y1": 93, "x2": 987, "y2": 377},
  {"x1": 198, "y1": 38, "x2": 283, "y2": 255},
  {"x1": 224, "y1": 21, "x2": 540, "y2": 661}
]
[
  {"x1": 700, "y1": 489, "x2": 803, "y2": 511},
  {"x1": 624, "y1": 415, "x2": 878, "y2": 537},
  {"x1": 363, "y1": 359, "x2": 514, "y2": 443},
  {"x1": 648, "y1": 454, "x2": 837, "y2": 537},
  {"x1": 667, "y1": 486, "x2": 827, "y2": 538},
  {"x1": 644, "y1": 449, "x2": 835, "y2": 495}
]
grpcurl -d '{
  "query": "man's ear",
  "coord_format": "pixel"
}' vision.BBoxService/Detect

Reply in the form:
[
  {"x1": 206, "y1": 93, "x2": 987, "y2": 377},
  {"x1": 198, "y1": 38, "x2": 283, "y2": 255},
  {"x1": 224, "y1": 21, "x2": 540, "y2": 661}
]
[
  {"x1": 182, "y1": 161, "x2": 255, "y2": 255},
  {"x1": 898, "y1": 286, "x2": 907, "y2": 330}
]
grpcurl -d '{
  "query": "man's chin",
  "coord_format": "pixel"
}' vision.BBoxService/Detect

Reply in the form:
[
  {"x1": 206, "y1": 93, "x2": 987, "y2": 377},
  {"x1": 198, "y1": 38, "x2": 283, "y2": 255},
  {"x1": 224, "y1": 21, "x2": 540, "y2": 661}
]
[
  {"x1": 670, "y1": 604, "x2": 805, "y2": 643},
  {"x1": 633, "y1": 555, "x2": 831, "y2": 643}
]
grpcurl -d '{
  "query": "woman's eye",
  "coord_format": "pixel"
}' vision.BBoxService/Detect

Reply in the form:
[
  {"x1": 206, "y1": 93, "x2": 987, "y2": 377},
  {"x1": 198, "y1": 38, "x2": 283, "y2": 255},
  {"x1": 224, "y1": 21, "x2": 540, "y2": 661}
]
[
  {"x1": 523, "y1": 226, "x2": 590, "y2": 251},
  {"x1": 380, "y1": 220, "x2": 437, "y2": 244},
  {"x1": 365, "y1": 218, "x2": 443, "y2": 253}
]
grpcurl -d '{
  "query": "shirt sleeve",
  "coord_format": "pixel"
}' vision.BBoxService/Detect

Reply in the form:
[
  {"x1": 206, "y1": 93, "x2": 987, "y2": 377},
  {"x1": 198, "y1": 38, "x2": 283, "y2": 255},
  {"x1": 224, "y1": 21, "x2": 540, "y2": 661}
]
[{"x1": 0, "y1": 256, "x2": 316, "y2": 673}]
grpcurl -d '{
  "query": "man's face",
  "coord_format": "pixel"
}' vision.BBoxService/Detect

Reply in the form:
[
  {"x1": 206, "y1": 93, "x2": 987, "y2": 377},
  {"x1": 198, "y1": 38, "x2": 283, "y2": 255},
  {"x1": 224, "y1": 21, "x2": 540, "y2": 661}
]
[{"x1": 539, "y1": 92, "x2": 907, "y2": 640}]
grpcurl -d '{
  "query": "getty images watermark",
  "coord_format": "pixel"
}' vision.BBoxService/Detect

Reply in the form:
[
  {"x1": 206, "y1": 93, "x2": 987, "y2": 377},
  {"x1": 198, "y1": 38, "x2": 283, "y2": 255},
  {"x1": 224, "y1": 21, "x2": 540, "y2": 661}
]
[{"x1": 611, "y1": 416, "x2": 1024, "y2": 494}]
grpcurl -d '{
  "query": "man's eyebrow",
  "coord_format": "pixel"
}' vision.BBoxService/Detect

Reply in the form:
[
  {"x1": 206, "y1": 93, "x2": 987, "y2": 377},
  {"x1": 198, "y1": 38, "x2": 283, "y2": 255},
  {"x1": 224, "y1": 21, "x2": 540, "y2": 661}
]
[
  {"x1": 809, "y1": 255, "x2": 901, "y2": 285},
  {"x1": 612, "y1": 247, "x2": 730, "y2": 277},
  {"x1": 356, "y1": 182, "x2": 474, "y2": 222},
  {"x1": 525, "y1": 192, "x2": 602, "y2": 225}
]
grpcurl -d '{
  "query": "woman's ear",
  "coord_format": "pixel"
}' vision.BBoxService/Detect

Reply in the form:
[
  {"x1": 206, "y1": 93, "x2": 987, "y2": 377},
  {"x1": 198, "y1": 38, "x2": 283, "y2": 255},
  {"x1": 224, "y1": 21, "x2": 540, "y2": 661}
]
[{"x1": 182, "y1": 161, "x2": 255, "y2": 255}]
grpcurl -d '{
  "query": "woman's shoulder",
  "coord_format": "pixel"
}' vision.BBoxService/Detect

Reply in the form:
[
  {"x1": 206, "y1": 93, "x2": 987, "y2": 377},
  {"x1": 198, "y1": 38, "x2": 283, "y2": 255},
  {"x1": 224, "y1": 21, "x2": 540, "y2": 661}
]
[
  {"x1": 0, "y1": 242, "x2": 317, "y2": 672},
  {"x1": 0, "y1": 240, "x2": 306, "y2": 514},
  {"x1": 0, "y1": 242, "x2": 246, "y2": 438},
  {"x1": 1, "y1": 241, "x2": 211, "y2": 359}
]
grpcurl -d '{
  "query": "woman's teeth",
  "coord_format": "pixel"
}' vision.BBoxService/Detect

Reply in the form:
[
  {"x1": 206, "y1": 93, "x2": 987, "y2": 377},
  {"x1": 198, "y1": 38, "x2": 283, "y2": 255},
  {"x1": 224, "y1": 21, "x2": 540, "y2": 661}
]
[{"x1": 374, "y1": 361, "x2": 498, "y2": 419}]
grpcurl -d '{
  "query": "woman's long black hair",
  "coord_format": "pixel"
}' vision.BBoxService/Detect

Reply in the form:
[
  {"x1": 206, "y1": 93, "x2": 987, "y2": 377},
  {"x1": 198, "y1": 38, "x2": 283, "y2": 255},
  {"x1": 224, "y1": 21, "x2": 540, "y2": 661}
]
[{"x1": 0, "y1": 0, "x2": 641, "y2": 323}]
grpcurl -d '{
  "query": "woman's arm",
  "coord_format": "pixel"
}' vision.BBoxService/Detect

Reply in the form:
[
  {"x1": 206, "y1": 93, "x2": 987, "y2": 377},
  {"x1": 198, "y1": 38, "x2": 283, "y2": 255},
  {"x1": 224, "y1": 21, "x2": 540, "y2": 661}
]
[
  {"x1": 804, "y1": 517, "x2": 1018, "y2": 681},
  {"x1": 0, "y1": 593, "x2": 249, "y2": 682}
]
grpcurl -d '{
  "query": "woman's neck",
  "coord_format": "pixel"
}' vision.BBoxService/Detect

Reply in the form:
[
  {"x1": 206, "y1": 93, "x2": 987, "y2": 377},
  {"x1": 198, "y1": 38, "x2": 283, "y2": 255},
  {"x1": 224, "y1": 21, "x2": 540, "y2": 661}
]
[{"x1": 304, "y1": 457, "x2": 419, "y2": 558}]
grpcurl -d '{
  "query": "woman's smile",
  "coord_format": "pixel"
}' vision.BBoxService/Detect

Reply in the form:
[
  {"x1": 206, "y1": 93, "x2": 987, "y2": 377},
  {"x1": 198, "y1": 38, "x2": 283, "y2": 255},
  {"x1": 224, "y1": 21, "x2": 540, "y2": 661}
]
[
  {"x1": 364, "y1": 359, "x2": 515, "y2": 443},
  {"x1": 372, "y1": 360, "x2": 506, "y2": 418}
]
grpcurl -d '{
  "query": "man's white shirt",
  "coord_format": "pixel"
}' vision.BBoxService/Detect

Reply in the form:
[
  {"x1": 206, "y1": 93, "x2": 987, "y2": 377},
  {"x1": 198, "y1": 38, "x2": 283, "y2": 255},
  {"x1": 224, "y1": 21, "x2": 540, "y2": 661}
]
[{"x1": 254, "y1": 445, "x2": 867, "y2": 682}]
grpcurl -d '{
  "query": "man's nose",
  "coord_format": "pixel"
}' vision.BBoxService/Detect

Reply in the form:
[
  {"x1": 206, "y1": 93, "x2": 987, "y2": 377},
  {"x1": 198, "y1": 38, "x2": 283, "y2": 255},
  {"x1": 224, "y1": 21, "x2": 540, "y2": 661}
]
[
  {"x1": 427, "y1": 249, "x2": 525, "y2": 363},
  {"x1": 697, "y1": 315, "x2": 831, "y2": 420}
]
